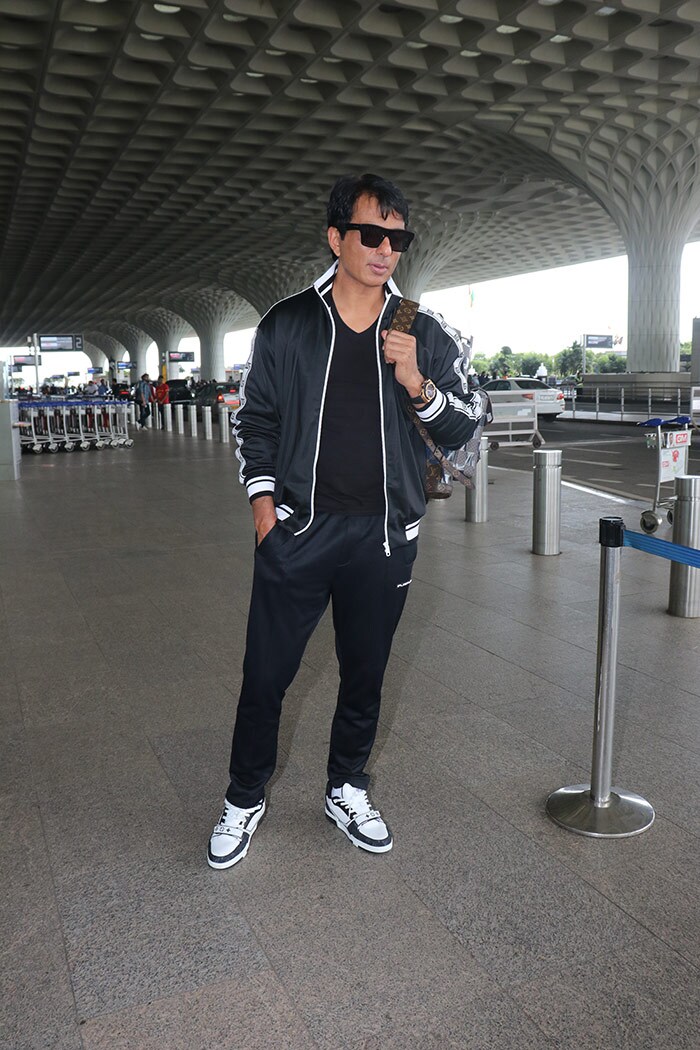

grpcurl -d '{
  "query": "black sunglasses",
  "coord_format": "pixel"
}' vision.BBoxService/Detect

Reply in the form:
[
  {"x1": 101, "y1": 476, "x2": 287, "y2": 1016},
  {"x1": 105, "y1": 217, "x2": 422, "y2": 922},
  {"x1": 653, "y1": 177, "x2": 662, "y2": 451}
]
[{"x1": 337, "y1": 222, "x2": 414, "y2": 253}]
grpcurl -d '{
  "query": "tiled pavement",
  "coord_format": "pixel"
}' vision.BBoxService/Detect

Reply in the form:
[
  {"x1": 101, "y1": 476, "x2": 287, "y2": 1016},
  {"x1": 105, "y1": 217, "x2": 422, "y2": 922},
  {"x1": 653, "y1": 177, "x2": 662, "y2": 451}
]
[{"x1": 1, "y1": 427, "x2": 699, "y2": 1049}]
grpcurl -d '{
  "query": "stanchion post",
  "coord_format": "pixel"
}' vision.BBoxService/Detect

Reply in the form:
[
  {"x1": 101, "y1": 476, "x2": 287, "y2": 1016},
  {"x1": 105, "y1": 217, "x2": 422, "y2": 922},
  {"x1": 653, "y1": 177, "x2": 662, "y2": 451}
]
[
  {"x1": 163, "y1": 403, "x2": 172, "y2": 432},
  {"x1": 218, "y1": 404, "x2": 230, "y2": 444},
  {"x1": 668, "y1": 475, "x2": 700, "y2": 618},
  {"x1": 546, "y1": 517, "x2": 655, "y2": 837},
  {"x1": 532, "y1": 448, "x2": 561, "y2": 555},
  {"x1": 202, "y1": 405, "x2": 213, "y2": 440},
  {"x1": 188, "y1": 403, "x2": 197, "y2": 437},
  {"x1": 464, "y1": 436, "x2": 488, "y2": 523},
  {"x1": 175, "y1": 403, "x2": 185, "y2": 434}
]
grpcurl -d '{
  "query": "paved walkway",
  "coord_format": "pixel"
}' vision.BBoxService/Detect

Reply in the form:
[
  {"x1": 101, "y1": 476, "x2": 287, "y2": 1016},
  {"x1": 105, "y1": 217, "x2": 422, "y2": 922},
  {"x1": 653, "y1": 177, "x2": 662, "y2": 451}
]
[{"x1": 2, "y1": 429, "x2": 699, "y2": 1049}]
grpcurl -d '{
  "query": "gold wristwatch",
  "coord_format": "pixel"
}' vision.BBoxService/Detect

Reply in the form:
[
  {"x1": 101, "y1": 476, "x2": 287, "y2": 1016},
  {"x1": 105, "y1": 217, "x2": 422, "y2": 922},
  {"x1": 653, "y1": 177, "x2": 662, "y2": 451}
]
[{"x1": 410, "y1": 378, "x2": 437, "y2": 407}]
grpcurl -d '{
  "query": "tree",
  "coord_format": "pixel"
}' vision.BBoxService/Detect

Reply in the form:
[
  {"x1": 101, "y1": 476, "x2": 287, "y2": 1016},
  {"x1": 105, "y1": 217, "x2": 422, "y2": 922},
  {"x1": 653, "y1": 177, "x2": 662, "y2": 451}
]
[
  {"x1": 520, "y1": 353, "x2": 553, "y2": 377},
  {"x1": 554, "y1": 341, "x2": 583, "y2": 376},
  {"x1": 595, "y1": 353, "x2": 627, "y2": 373}
]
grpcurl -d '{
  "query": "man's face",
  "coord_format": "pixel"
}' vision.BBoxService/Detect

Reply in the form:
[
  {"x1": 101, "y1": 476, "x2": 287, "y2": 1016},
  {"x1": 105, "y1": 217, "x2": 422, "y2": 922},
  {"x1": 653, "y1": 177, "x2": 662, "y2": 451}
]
[{"x1": 328, "y1": 193, "x2": 405, "y2": 290}]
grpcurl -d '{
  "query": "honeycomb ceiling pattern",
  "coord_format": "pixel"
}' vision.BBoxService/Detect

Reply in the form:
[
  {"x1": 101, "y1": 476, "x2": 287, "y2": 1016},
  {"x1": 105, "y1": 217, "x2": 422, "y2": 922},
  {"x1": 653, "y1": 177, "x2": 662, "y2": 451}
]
[{"x1": 2, "y1": 0, "x2": 700, "y2": 348}]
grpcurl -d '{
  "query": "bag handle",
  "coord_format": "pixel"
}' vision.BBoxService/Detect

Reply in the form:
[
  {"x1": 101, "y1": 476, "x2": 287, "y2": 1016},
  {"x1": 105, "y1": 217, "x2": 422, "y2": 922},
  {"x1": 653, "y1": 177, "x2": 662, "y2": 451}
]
[{"x1": 388, "y1": 298, "x2": 474, "y2": 485}]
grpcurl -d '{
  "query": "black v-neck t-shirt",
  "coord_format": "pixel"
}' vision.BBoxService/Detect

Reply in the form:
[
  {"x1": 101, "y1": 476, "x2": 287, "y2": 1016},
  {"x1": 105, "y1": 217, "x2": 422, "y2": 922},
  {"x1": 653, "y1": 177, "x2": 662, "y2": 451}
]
[{"x1": 314, "y1": 297, "x2": 384, "y2": 515}]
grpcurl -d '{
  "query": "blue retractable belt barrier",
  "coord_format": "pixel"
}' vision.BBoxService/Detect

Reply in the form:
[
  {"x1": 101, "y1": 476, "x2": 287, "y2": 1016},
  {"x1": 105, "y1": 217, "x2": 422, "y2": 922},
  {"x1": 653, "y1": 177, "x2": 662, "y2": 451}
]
[
  {"x1": 623, "y1": 529, "x2": 700, "y2": 568},
  {"x1": 636, "y1": 416, "x2": 692, "y2": 428}
]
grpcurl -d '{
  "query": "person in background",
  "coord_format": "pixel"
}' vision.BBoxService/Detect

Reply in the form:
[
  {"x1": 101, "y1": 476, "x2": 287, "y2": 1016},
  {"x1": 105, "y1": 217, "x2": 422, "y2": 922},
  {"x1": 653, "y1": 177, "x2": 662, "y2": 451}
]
[
  {"x1": 83, "y1": 378, "x2": 99, "y2": 396},
  {"x1": 135, "y1": 372, "x2": 154, "y2": 429},
  {"x1": 97, "y1": 378, "x2": 109, "y2": 396},
  {"x1": 155, "y1": 377, "x2": 170, "y2": 423}
]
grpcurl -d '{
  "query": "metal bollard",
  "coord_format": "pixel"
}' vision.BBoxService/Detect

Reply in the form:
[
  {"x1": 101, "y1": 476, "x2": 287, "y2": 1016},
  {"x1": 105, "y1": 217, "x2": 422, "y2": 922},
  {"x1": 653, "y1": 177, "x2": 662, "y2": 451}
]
[
  {"x1": 188, "y1": 403, "x2": 197, "y2": 437},
  {"x1": 464, "y1": 436, "x2": 488, "y2": 522},
  {"x1": 128, "y1": 403, "x2": 136, "y2": 426},
  {"x1": 202, "y1": 405, "x2": 213, "y2": 440},
  {"x1": 532, "y1": 448, "x2": 561, "y2": 555},
  {"x1": 668, "y1": 475, "x2": 700, "y2": 617},
  {"x1": 218, "y1": 404, "x2": 230, "y2": 443},
  {"x1": 163, "y1": 403, "x2": 172, "y2": 432},
  {"x1": 175, "y1": 403, "x2": 185, "y2": 434},
  {"x1": 546, "y1": 517, "x2": 655, "y2": 837}
]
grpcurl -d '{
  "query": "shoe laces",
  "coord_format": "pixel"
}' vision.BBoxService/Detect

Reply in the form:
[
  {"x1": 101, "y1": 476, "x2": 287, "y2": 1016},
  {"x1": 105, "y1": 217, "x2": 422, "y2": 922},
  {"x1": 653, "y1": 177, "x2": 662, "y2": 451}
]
[
  {"x1": 344, "y1": 787, "x2": 381, "y2": 826},
  {"x1": 214, "y1": 802, "x2": 254, "y2": 838}
]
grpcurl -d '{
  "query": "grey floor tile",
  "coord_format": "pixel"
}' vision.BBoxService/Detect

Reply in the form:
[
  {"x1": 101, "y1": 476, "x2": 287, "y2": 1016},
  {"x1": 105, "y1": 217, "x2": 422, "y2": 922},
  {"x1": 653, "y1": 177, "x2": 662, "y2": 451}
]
[
  {"x1": 18, "y1": 673, "x2": 130, "y2": 729},
  {"x1": 511, "y1": 941, "x2": 700, "y2": 1050},
  {"x1": 536, "y1": 815, "x2": 700, "y2": 969},
  {"x1": 0, "y1": 674, "x2": 21, "y2": 728},
  {"x1": 54, "y1": 851, "x2": 270, "y2": 1019},
  {"x1": 0, "y1": 796, "x2": 82, "y2": 1050},
  {"x1": 79, "y1": 972, "x2": 317, "y2": 1050},
  {"x1": 0, "y1": 728, "x2": 36, "y2": 797}
]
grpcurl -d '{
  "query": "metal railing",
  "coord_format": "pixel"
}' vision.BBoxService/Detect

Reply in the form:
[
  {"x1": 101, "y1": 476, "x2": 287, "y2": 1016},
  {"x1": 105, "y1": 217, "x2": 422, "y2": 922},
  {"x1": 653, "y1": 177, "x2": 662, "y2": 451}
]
[{"x1": 569, "y1": 384, "x2": 690, "y2": 420}]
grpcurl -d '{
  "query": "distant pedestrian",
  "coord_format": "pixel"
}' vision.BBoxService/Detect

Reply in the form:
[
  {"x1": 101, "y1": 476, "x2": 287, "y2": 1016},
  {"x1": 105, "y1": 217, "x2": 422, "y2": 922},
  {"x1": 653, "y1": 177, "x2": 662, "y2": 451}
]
[
  {"x1": 155, "y1": 378, "x2": 170, "y2": 423},
  {"x1": 135, "y1": 373, "x2": 154, "y2": 428}
]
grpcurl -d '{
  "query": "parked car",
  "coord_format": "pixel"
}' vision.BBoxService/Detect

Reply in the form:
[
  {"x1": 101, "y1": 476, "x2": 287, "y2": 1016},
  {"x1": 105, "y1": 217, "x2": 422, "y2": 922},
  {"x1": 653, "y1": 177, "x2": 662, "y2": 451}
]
[
  {"x1": 480, "y1": 377, "x2": 566, "y2": 420},
  {"x1": 191, "y1": 381, "x2": 240, "y2": 419},
  {"x1": 165, "y1": 378, "x2": 195, "y2": 405}
]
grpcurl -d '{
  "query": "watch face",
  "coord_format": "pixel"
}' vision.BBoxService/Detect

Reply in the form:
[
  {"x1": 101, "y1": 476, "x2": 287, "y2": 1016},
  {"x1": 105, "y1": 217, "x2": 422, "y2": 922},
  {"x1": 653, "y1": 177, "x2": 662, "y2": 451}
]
[{"x1": 423, "y1": 380, "x2": 436, "y2": 401}]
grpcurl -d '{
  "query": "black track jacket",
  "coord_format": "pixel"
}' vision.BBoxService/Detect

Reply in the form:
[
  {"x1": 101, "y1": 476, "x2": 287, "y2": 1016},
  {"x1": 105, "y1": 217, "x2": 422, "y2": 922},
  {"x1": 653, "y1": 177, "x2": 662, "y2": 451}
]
[{"x1": 233, "y1": 261, "x2": 484, "y2": 554}]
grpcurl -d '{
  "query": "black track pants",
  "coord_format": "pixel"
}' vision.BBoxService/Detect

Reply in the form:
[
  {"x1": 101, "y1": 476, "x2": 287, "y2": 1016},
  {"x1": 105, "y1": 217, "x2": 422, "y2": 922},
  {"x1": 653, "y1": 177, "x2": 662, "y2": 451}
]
[{"x1": 226, "y1": 513, "x2": 417, "y2": 807}]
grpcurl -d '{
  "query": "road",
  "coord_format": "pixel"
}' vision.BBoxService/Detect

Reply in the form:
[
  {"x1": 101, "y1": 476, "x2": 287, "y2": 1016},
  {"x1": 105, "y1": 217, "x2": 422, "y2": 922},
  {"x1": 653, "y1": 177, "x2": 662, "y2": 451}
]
[{"x1": 487, "y1": 419, "x2": 700, "y2": 503}]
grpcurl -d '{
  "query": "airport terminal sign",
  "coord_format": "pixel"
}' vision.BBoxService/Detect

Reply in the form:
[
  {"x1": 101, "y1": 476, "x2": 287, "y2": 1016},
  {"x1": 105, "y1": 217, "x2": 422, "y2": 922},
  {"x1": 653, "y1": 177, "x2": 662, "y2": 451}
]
[
  {"x1": 168, "y1": 351, "x2": 195, "y2": 362},
  {"x1": 584, "y1": 334, "x2": 613, "y2": 349},
  {"x1": 38, "y1": 333, "x2": 84, "y2": 352}
]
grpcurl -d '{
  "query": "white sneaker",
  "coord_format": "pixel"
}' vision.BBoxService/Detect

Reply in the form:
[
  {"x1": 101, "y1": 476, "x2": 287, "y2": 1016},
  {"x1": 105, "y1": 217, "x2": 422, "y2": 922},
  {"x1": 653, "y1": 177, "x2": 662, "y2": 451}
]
[
  {"x1": 325, "y1": 784, "x2": 393, "y2": 853},
  {"x1": 207, "y1": 798, "x2": 265, "y2": 869}
]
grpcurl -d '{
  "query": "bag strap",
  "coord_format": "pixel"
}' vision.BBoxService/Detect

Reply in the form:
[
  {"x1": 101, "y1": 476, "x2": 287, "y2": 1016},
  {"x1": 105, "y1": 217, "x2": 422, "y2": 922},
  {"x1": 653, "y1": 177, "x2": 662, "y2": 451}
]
[{"x1": 389, "y1": 298, "x2": 475, "y2": 484}]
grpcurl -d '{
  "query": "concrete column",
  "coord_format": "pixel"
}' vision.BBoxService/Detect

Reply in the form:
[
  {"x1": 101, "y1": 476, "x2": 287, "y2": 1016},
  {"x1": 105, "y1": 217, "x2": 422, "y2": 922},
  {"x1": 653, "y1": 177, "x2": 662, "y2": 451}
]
[
  {"x1": 84, "y1": 331, "x2": 127, "y2": 385},
  {"x1": 221, "y1": 260, "x2": 319, "y2": 317},
  {"x1": 84, "y1": 343, "x2": 109, "y2": 374},
  {"x1": 131, "y1": 308, "x2": 192, "y2": 382},
  {"x1": 102, "y1": 322, "x2": 153, "y2": 383},
  {"x1": 552, "y1": 119, "x2": 700, "y2": 374},
  {"x1": 163, "y1": 288, "x2": 259, "y2": 382},
  {"x1": 625, "y1": 228, "x2": 688, "y2": 373},
  {"x1": 394, "y1": 210, "x2": 481, "y2": 301},
  {"x1": 691, "y1": 318, "x2": 700, "y2": 386}
]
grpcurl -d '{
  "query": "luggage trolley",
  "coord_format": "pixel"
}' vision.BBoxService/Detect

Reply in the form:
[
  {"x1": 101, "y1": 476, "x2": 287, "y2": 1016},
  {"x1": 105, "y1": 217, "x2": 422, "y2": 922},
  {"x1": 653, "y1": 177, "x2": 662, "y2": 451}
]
[
  {"x1": 637, "y1": 415, "x2": 694, "y2": 533},
  {"x1": 95, "y1": 400, "x2": 119, "y2": 447},
  {"x1": 47, "y1": 401, "x2": 75, "y2": 451},
  {"x1": 18, "y1": 401, "x2": 59, "y2": 453},
  {"x1": 112, "y1": 401, "x2": 133, "y2": 447},
  {"x1": 81, "y1": 401, "x2": 105, "y2": 449}
]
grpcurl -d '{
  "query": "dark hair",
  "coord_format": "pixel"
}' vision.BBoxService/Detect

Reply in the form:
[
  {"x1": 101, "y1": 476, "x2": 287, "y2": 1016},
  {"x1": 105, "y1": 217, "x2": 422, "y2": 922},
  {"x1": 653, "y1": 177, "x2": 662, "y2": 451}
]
[{"x1": 327, "y1": 173, "x2": 410, "y2": 230}]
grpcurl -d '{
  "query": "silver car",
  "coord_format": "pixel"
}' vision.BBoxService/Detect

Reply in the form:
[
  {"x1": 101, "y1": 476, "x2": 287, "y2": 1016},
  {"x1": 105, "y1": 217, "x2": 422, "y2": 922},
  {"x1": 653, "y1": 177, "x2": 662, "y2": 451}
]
[{"x1": 480, "y1": 377, "x2": 565, "y2": 420}]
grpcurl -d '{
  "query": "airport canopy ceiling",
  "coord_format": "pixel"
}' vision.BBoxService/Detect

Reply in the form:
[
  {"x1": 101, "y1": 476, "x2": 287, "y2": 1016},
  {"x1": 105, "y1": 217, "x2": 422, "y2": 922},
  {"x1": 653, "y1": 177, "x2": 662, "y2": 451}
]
[{"x1": 2, "y1": 0, "x2": 700, "y2": 346}]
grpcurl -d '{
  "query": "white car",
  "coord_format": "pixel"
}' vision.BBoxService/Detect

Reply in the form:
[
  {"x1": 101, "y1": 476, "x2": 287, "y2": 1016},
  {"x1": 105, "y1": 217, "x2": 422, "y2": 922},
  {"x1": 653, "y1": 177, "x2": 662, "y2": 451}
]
[{"x1": 480, "y1": 377, "x2": 566, "y2": 420}]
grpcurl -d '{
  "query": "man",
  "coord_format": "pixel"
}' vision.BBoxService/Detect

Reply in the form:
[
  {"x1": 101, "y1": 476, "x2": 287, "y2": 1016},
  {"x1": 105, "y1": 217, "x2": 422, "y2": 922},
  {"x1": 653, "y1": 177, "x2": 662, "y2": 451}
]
[
  {"x1": 208, "y1": 173, "x2": 483, "y2": 870},
  {"x1": 135, "y1": 372, "x2": 153, "y2": 429},
  {"x1": 155, "y1": 377, "x2": 170, "y2": 424}
]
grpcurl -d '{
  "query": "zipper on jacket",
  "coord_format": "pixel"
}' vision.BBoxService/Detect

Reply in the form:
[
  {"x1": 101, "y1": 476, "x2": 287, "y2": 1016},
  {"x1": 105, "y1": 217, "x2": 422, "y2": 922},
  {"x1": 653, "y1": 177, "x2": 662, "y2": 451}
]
[
  {"x1": 293, "y1": 287, "x2": 337, "y2": 538},
  {"x1": 376, "y1": 294, "x2": 393, "y2": 557}
]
